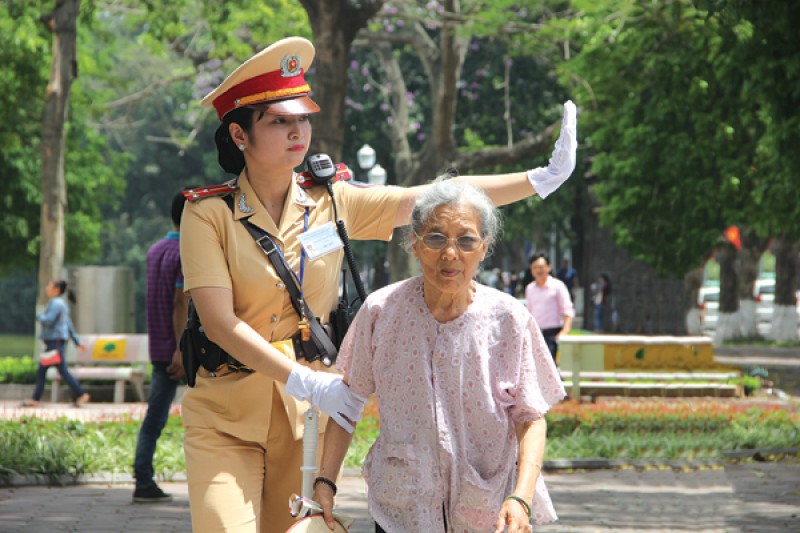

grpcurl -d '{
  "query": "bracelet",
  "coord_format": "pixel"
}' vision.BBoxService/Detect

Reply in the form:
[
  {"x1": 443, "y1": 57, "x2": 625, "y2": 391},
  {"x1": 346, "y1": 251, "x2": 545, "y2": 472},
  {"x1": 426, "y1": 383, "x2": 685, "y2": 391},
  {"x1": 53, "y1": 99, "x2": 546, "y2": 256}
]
[
  {"x1": 313, "y1": 476, "x2": 338, "y2": 496},
  {"x1": 504, "y1": 494, "x2": 532, "y2": 520}
]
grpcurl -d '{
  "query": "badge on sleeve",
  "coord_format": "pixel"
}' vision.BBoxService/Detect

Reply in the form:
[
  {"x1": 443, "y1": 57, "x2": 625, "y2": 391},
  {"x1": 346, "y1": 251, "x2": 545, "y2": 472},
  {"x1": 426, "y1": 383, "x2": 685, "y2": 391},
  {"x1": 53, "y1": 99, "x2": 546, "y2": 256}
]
[{"x1": 297, "y1": 223, "x2": 344, "y2": 260}]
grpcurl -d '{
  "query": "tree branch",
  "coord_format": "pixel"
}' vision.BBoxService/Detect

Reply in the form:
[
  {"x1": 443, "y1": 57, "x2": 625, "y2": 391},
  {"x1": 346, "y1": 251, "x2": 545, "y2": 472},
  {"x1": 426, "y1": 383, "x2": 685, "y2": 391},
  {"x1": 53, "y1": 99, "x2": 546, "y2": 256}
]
[
  {"x1": 450, "y1": 119, "x2": 559, "y2": 172},
  {"x1": 105, "y1": 70, "x2": 195, "y2": 110}
]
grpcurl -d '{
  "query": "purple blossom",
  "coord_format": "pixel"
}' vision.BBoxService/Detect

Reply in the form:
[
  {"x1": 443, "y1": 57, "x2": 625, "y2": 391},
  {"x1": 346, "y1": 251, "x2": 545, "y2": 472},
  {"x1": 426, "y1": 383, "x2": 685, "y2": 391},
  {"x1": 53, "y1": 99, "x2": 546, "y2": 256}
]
[
  {"x1": 417, "y1": 132, "x2": 426, "y2": 141},
  {"x1": 387, "y1": 116, "x2": 393, "y2": 125},
  {"x1": 350, "y1": 60, "x2": 359, "y2": 70},
  {"x1": 363, "y1": 84, "x2": 372, "y2": 92},
  {"x1": 380, "y1": 103, "x2": 390, "y2": 112},
  {"x1": 361, "y1": 66, "x2": 370, "y2": 76},
  {"x1": 345, "y1": 97, "x2": 364, "y2": 111},
  {"x1": 411, "y1": 121, "x2": 420, "y2": 131},
  {"x1": 386, "y1": 23, "x2": 395, "y2": 32},
  {"x1": 406, "y1": 91, "x2": 415, "y2": 104}
]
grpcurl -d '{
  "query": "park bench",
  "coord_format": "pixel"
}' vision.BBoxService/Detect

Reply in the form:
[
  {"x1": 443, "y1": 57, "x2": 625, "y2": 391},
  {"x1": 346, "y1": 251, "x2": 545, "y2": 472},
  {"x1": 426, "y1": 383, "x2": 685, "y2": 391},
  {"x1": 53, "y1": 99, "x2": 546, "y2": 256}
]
[
  {"x1": 46, "y1": 334, "x2": 149, "y2": 403},
  {"x1": 558, "y1": 335, "x2": 739, "y2": 400}
]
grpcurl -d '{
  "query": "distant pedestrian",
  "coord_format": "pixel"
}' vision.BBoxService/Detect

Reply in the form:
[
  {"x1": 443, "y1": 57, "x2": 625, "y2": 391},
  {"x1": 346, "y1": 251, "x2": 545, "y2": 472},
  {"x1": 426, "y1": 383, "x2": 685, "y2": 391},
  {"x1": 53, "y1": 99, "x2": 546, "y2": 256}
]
[
  {"x1": 22, "y1": 279, "x2": 89, "y2": 408},
  {"x1": 555, "y1": 258, "x2": 578, "y2": 302},
  {"x1": 591, "y1": 274, "x2": 612, "y2": 332},
  {"x1": 132, "y1": 190, "x2": 190, "y2": 503},
  {"x1": 525, "y1": 253, "x2": 575, "y2": 362}
]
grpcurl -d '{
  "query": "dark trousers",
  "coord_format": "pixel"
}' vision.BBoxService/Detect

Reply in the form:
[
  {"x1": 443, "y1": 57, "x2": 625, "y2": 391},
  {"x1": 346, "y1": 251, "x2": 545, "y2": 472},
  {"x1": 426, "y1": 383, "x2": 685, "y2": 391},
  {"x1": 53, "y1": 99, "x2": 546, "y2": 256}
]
[
  {"x1": 541, "y1": 327, "x2": 562, "y2": 362},
  {"x1": 133, "y1": 362, "x2": 180, "y2": 488},
  {"x1": 32, "y1": 340, "x2": 85, "y2": 401}
]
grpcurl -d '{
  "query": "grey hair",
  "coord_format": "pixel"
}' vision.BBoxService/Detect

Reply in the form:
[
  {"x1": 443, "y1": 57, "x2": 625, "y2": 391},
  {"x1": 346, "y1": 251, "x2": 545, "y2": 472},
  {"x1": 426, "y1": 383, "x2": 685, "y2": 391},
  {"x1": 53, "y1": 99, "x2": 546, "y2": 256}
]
[{"x1": 406, "y1": 178, "x2": 502, "y2": 251}]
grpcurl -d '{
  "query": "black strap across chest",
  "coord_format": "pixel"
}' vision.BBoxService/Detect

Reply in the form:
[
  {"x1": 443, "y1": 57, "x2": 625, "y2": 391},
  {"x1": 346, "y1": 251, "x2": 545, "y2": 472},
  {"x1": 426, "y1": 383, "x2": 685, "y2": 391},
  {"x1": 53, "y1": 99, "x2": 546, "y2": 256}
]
[{"x1": 222, "y1": 195, "x2": 338, "y2": 363}]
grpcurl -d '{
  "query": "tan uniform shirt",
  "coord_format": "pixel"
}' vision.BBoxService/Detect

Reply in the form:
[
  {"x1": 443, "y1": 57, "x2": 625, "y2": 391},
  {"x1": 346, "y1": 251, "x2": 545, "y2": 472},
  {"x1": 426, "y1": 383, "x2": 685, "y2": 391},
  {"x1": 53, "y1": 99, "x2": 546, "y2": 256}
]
[{"x1": 180, "y1": 173, "x2": 403, "y2": 442}]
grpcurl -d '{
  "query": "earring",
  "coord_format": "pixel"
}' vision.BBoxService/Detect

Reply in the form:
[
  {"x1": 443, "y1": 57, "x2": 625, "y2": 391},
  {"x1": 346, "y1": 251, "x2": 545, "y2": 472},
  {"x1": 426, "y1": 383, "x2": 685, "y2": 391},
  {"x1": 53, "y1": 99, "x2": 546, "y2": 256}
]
[{"x1": 238, "y1": 144, "x2": 245, "y2": 152}]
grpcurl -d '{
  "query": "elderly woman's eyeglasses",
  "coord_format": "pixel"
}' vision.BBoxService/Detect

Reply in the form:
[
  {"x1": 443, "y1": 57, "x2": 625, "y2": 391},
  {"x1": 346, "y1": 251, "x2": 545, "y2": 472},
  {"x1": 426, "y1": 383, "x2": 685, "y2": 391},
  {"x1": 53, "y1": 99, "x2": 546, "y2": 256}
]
[{"x1": 415, "y1": 232, "x2": 484, "y2": 252}]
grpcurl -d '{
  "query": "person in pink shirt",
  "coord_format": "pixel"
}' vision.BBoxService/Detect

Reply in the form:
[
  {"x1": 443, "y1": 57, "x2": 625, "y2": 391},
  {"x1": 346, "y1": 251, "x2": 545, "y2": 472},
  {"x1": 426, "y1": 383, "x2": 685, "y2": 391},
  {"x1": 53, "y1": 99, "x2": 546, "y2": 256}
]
[
  {"x1": 312, "y1": 181, "x2": 566, "y2": 532},
  {"x1": 524, "y1": 253, "x2": 575, "y2": 362}
]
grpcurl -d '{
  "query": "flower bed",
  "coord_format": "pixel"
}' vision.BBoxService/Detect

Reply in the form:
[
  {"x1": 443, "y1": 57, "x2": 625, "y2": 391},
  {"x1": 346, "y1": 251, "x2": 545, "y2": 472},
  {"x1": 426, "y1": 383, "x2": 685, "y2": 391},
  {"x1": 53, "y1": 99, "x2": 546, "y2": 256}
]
[
  {"x1": 346, "y1": 397, "x2": 800, "y2": 467},
  {"x1": 0, "y1": 398, "x2": 797, "y2": 479}
]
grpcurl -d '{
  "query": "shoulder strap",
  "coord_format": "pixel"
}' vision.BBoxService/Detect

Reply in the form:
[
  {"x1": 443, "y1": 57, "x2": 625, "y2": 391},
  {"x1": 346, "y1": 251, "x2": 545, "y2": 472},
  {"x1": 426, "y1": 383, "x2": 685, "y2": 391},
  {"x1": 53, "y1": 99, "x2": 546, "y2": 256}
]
[{"x1": 222, "y1": 195, "x2": 337, "y2": 362}]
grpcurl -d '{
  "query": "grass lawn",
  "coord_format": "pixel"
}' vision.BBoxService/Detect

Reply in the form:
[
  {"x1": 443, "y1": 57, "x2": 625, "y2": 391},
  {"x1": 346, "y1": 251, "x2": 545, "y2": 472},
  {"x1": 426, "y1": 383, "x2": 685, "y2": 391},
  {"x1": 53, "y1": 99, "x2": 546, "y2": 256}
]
[{"x1": 0, "y1": 335, "x2": 35, "y2": 358}]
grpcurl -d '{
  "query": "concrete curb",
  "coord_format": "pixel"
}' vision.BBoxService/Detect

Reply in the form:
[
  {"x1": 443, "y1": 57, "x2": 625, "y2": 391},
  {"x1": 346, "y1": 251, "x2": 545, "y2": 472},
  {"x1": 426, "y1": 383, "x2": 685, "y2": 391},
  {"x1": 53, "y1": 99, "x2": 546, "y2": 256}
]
[{"x1": 0, "y1": 471, "x2": 186, "y2": 488}]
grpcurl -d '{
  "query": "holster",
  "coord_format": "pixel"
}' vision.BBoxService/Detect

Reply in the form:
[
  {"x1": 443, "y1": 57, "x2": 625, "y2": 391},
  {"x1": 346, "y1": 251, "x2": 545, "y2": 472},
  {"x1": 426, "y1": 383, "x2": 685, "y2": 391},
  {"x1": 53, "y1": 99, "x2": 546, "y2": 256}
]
[{"x1": 181, "y1": 298, "x2": 238, "y2": 387}]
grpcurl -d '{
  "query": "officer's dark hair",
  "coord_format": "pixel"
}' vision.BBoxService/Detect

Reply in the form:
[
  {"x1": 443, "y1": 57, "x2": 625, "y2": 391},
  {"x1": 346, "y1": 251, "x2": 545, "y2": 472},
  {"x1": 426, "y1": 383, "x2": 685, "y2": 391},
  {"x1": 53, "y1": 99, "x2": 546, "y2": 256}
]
[
  {"x1": 171, "y1": 187, "x2": 195, "y2": 228},
  {"x1": 214, "y1": 107, "x2": 264, "y2": 175}
]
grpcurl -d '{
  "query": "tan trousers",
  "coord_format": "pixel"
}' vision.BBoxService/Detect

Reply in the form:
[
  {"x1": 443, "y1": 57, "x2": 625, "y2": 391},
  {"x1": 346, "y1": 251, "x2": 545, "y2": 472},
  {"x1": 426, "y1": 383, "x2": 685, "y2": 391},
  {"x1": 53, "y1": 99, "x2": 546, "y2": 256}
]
[{"x1": 185, "y1": 386, "x2": 305, "y2": 533}]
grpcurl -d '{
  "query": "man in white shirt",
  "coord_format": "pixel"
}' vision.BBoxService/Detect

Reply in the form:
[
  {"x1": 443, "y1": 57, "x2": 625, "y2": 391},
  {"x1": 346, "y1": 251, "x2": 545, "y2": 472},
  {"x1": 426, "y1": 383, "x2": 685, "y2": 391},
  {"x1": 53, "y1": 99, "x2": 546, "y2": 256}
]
[{"x1": 524, "y1": 253, "x2": 575, "y2": 362}]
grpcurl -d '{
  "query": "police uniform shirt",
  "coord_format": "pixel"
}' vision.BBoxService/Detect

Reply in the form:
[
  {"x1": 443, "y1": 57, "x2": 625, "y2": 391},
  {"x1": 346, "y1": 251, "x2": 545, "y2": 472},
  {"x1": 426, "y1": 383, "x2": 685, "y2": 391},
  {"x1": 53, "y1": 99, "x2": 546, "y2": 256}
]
[{"x1": 180, "y1": 173, "x2": 403, "y2": 443}]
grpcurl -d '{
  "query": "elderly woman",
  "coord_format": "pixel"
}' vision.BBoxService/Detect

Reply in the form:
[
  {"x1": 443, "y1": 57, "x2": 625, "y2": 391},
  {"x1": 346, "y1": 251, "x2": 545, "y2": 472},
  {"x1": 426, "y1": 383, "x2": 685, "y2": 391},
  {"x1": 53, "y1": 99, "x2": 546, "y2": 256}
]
[{"x1": 312, "y1": 181, "x2": 566, "y2": 532}]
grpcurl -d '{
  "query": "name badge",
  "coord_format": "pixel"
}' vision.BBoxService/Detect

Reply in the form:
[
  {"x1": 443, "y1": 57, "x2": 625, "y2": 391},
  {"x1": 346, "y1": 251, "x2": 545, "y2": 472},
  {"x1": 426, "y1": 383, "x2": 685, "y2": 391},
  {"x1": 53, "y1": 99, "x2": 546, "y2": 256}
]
[{"x1": 297, "y1": 222, "x2": 344, "y2": 261}]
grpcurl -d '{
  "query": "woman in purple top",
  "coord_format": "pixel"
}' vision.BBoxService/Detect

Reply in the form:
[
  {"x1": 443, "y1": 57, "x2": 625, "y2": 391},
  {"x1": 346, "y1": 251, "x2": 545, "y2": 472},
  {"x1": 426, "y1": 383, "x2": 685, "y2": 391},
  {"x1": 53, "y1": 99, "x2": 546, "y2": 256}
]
[{"x1": 313, "y1": 181, "x2": 566, "y2": 532}]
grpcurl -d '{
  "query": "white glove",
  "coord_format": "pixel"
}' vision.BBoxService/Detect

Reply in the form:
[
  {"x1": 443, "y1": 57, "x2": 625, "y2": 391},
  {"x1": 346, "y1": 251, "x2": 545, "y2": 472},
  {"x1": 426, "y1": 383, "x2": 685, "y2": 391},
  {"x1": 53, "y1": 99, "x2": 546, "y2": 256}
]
[
  {"x1": 527, "y1": 100, "x2": 578, "y2": 199},
  {"x1": 285, "y1": 364, "x2": 366, "y2": 433}
]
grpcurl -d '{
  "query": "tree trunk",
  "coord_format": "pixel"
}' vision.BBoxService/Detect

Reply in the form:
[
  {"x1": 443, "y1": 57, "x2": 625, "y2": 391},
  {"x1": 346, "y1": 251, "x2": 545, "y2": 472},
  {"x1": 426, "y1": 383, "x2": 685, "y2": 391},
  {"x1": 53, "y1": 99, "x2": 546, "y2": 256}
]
[
  {"x1": 736, "y1": 227, "x2": 769, "y2": 338},
  {"x1": 37, "y1": 0, "x2": 80, "y2": 308},
  {"x1": 300, "y1": 0, "x2": 385, "y2": 161},
  {"x1": 714, "y1": 242, "x2": 739, "y2": 344},
  {"x1": 770, "y1": 237, "x2": 798, "y2": 342}
]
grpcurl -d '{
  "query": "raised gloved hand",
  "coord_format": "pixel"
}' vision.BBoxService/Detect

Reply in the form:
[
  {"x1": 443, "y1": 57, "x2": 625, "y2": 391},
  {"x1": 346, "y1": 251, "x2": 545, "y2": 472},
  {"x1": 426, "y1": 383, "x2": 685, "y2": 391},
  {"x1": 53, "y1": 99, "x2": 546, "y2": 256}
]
[
  {"x1": 285, "y1": 364, "x2": 366, "y2": 433},
  {"x1": 527, "y1": 100, "x2": 577, "y2": 199}
]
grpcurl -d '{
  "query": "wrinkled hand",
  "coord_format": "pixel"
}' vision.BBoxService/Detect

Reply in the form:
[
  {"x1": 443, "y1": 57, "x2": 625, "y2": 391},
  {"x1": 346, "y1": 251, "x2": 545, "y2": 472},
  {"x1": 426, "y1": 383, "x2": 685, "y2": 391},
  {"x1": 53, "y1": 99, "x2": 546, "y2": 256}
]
[
  {"x1": 494, "y1": 499, "x2": 533, "y2": 533},
  {"x1": 312, "y1": 483, "x2": 338, "y2": 530},
  {"x1": 527, "y1": 100, "x2": 577, "y2": 199},
  {"x1": 285, "y1": 365, "x2": 366, "y2": 433}
]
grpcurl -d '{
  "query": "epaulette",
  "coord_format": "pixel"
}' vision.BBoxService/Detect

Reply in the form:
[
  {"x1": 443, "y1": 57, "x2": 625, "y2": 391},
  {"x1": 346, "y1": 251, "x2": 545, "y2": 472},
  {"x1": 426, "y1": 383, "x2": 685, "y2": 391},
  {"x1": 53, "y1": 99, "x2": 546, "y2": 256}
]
[
  {"x1": 183, "y1": 182, "x2": 238, "y2": 202},
  {"x1": 296, "y1": 163, "x2": 353, "y2": 189}
]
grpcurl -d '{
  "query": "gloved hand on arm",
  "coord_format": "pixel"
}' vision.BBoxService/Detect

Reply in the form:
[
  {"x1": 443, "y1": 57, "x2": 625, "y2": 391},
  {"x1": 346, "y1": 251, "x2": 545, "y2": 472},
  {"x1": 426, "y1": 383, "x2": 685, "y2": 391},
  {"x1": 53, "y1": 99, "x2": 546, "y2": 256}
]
[
  {"x1": 527, "y1": 100, "x2": 578, "y2": 199},
  {"x1": 285, "y1": 364, "x2": 366, "y2": 433}
]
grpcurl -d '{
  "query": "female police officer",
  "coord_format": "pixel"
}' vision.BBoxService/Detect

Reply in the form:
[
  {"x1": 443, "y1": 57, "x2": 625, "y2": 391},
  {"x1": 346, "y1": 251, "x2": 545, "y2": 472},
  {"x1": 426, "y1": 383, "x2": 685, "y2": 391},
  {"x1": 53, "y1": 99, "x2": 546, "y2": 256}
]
[{"x1": 180, "y1": 36, "x2": 576, "y2": 533}]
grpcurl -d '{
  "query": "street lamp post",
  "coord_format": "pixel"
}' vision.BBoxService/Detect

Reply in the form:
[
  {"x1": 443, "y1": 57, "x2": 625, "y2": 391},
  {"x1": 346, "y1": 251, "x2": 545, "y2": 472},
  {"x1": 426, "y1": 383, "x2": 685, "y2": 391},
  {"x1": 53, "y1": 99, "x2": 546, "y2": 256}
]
[
  {"x1": 356, "y1": 144, "x2": 376, "y2": 174},
  {"x1": 367, "y1": 164, "x2": 387, "y2": 186},
  {"x1": 355, "y1": 144, "x2": 390, "y2": 290}
]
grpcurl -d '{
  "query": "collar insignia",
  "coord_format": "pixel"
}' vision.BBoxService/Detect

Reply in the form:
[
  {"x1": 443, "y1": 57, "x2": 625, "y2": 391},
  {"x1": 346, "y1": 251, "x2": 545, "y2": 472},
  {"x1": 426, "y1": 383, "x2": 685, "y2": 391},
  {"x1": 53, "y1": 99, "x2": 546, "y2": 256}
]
[{"x1": 238, "y1": 192, "x2": 255, "y2": 214}]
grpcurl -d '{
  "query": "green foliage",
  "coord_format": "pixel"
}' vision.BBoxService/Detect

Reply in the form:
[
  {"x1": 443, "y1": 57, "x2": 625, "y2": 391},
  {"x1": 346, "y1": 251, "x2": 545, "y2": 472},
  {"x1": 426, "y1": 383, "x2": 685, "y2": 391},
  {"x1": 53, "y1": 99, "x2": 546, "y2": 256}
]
[
  {"x1": 0, "y1": 415, "x2": 185, "y2": 479},
  {"x1": 560, "y1": 0, "x2": 748, "y2": 276},
  {"x1": 0, "y1": 356, "x2": 37, "y2": 384},
  {"x1": 0, "y1": 0, "x2": 127, "y2": 274},
  {"x1": 555, "y1": 0, "x2": 800, "y2": 275},
  {"x1": 0, "y1": 406, "x2": 796, "y2": 477}
]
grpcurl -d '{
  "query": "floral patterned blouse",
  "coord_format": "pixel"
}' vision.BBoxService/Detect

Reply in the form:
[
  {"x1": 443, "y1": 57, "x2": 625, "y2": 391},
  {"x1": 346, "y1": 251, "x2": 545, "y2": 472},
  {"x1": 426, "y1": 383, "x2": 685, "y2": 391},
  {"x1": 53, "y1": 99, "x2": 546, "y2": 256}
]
[{"x1": 337, "y1": 276, "x2": 566, "y2": 532}]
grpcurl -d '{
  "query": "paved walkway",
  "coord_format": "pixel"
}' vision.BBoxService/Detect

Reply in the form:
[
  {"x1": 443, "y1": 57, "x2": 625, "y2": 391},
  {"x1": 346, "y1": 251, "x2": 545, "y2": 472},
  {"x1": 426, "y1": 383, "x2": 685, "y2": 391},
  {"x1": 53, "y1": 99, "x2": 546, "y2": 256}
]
[{"x1": 1, "y1": 462, "x2": 798, "y2": 532}]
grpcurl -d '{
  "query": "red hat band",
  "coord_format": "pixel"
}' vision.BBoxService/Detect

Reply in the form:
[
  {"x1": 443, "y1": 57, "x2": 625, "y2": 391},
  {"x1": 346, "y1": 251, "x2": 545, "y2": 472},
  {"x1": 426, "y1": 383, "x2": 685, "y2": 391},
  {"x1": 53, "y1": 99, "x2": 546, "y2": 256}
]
[{"x1": 212, "y1": 67, "x2": 311, "y2": 120}]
